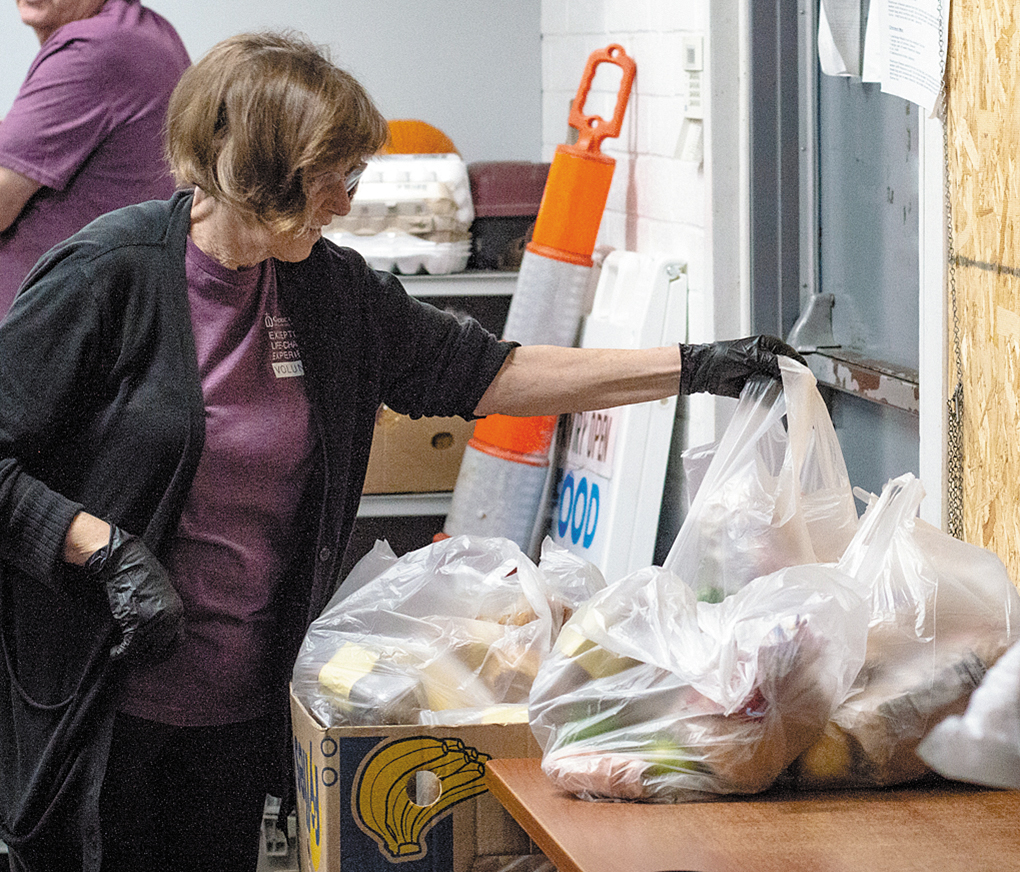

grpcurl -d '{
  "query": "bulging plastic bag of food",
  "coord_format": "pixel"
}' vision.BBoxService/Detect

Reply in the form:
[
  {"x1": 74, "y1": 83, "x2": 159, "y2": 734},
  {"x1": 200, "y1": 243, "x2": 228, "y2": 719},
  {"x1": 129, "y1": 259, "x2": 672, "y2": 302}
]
[
  {"x1": 292, "y1": 535, "x2": 604, "y2": 727},
  {"x1": 664, "y1": 358, "x2": 859, "y2": 601},
  {"x1": 916, "y1": 636, "x2": 1020, "y2": 789},
  {"x1": 789, "y1": 473, "x2": 1020, "y2": 788},
  {"x1": 528, "y1": 561, "x2": 869, "y2": 802}
]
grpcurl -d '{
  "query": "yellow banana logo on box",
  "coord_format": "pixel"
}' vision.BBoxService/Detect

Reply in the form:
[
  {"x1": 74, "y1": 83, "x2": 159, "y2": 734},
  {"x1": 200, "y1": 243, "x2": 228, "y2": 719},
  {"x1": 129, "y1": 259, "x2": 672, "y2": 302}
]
[{"x1": 353, "y1": 736, "x2": 492, "y2": 860}]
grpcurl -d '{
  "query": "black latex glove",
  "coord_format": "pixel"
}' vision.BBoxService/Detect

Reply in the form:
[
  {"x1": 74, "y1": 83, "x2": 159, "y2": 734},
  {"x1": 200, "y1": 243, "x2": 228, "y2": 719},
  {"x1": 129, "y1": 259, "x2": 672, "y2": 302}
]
[
  {"x1": 92, "y1": 526, "x2": 184, "y2": 662},
  {"x1": 678, "y1": 335, "x2": 808, "y2": 398}
]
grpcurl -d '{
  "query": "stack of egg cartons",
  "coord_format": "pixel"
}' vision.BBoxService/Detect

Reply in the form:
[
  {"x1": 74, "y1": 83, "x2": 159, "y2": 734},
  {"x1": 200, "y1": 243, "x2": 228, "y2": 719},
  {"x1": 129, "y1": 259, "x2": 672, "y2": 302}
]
[{"x1": 324, "y1": 153, "x2": 473, "y2": 275}]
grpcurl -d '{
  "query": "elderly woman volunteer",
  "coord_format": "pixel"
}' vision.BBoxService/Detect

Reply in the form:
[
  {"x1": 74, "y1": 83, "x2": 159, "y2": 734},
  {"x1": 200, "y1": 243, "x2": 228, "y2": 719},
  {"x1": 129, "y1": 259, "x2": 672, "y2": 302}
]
[{"x1": 0, "y1": 31, "x2": 802, "y2": 872}]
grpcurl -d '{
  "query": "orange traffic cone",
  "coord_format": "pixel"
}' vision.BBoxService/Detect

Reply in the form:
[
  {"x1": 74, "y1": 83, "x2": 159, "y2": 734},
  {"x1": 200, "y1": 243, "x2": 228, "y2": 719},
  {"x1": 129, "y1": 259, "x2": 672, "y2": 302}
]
[{"x1": 442, "y1": 45, "x2": 636, "y2": 552}]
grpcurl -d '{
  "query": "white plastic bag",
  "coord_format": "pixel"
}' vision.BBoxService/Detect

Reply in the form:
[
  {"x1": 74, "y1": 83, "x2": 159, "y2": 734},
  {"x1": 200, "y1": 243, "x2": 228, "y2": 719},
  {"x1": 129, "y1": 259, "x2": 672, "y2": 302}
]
[
  {"x1": 917, "y1": 637, "x2": 1020, "y2": 789},
  {"x1": 664, "y1": 359, "x2": 858, "y2": 600},
  {"x1": 292, "y1": 535, "x2": 604, "y2": 727},
  {"x1": 528, "y1": 561, "x2": 869, "y2": 802},
  {"x1": 790, "y1": 473, "x2": 1020, "y2": 788}
]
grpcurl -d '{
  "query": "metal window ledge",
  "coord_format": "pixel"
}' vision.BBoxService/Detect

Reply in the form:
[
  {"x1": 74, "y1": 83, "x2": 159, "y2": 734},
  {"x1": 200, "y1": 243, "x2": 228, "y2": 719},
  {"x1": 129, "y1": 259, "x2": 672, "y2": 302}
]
[
  {"x1": 400, "y1": 270, "x2": 517, "y2": 297},
  {"x1": 805, "y1": 349, "x2": 919, "y2": 414},
  {"x1": 358, "y1": 492, "x2": 452, "y2": 517}
]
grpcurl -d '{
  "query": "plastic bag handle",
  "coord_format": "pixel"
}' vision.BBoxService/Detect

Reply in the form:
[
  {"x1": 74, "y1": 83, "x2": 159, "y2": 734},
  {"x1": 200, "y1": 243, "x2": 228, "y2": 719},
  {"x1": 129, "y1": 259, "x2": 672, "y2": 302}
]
[
  {"x1": 837, "y1": 474, "x2": 924, "y2": 581},
  {"x1": 568, "y1": 44, "x2": 637, "y2": 154}
]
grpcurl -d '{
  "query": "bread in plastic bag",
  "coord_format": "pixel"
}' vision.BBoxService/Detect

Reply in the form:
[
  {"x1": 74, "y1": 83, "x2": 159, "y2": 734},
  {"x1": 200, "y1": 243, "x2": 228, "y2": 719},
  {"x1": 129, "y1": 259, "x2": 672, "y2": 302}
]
[
  {"x1": 664, "y1": 358, "x2": 859, "y2": 601},
  {"x1": 789, "y1": 473, "x2": 1020, "y2": 788},
  {"x1": 292, "y1": 535, "x2": 604, "y2": 727},
  {"x1": 916, "y1": 636, "x2": 1020, "y2": 789},
  {"x1": 528, "y1": 561, "x2": 869, "y2": 802}
]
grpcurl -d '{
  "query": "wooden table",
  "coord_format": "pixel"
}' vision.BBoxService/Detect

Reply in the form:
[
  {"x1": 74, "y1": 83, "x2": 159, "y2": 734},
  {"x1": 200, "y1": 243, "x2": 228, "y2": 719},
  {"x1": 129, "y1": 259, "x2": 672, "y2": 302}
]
[{"x1": 485, "y1": 757, "x2": 1020, "y2": 872}]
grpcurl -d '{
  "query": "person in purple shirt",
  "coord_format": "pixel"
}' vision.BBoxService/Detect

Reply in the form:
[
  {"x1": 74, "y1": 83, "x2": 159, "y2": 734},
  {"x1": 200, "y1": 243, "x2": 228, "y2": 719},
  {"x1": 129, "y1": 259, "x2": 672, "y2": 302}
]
[
  {"x1": 0, "y1": 0, "x2": 190, "y2": 313},
  {"x1": 0, "y1": 30, "x2": 802, "y2": 872}
]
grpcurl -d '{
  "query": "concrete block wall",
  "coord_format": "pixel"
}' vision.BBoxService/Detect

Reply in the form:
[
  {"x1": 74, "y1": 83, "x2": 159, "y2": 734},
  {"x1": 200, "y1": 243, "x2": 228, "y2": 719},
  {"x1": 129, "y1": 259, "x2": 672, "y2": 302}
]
[
  {"x1": 540, "y1": 0, "x2": 713, "y2": 299},
  {"x1": 541, "y1": 0, "x2": 745, "y2": 552}
]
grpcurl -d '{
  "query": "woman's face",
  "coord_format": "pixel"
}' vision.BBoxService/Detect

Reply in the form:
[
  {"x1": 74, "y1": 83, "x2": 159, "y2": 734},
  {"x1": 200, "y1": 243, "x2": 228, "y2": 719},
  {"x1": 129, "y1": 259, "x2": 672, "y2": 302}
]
[
  {"x1": 16, "y1": 0, "x2": 106, "y2": 42},
  {"x1": 264, "y1": 160, "x2": 366, "y2": 263}
]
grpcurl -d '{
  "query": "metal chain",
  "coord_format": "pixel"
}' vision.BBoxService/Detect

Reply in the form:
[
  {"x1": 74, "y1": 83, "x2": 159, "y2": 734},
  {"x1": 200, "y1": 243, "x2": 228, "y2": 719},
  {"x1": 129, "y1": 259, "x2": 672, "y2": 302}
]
[{"x1": 940, "y1": 0, "x2": 965, "y2": 539}]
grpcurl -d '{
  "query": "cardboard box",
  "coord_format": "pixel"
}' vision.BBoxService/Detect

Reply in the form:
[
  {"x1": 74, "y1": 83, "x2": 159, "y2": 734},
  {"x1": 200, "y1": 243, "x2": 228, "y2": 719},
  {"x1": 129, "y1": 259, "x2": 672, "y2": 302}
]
[
  {"x1": 290, "y1": 688, "x2": 543, "y2": 872},
  {"x1": 363, "y1": 407, "x2": 476, "y2": 494}
]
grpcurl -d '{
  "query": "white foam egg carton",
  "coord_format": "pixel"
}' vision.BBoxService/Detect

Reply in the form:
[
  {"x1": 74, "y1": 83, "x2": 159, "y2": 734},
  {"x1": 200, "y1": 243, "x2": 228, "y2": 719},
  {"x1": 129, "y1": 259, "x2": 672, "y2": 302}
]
[
  {"x1": 325, "y1": 154, "x2": 475, "y2": 274},
  {"x1": 336, "y1": 213, "x2": 466, "y2": 237},
  {"x1": 327, "y1": 229, "x2": 471, "y2": 276},
  {"x1": 339, "y1": 153, "x2": 474, "y2": 231}
]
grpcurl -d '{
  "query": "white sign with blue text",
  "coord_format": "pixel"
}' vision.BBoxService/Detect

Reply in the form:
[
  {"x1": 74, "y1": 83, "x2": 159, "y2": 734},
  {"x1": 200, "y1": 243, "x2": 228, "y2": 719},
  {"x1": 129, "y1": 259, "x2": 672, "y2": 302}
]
[{"x1": 549, "y1": 252, "x2": 687, "y2": 583}]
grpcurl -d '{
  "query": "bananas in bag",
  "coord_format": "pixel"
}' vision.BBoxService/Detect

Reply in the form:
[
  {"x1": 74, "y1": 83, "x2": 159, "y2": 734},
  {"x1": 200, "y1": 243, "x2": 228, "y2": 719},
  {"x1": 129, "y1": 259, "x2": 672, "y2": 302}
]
[{"x1": 292, "y1": 535, "x2": 604, "y2": 727}]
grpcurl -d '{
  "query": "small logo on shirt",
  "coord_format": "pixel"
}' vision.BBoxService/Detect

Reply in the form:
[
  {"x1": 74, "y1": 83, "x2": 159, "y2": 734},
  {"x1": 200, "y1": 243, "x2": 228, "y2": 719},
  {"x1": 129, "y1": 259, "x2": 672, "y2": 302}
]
[{"x1": 265, "y1": 314, "x2": 305, "y2": 379}]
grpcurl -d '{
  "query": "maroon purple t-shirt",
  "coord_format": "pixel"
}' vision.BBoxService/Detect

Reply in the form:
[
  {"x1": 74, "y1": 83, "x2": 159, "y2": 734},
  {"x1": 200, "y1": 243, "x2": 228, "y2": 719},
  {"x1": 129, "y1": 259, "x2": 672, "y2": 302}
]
[
  {"x1": 0, "y1": 0, "x2": 190, "y2": 313},
  {"x1": 120, "y1": 239, "x2": 317, "y2": 726}
]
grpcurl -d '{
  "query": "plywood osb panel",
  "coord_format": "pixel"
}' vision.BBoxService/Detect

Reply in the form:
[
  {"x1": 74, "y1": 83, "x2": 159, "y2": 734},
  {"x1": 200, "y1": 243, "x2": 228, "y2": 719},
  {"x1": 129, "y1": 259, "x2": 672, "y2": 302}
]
[{"x1": 946, "y1": 0, "x2": 1020, "y2": 587}]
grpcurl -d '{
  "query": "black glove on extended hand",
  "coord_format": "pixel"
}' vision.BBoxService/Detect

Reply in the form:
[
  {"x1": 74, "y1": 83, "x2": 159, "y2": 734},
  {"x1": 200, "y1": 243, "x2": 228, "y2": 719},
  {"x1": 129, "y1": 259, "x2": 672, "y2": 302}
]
[
  {"x1": 90, "y1": 526, "x2": 184, "y2": 662},
  {"x1": 678, "y1": 335, "x2": 808, "y2": 398}
]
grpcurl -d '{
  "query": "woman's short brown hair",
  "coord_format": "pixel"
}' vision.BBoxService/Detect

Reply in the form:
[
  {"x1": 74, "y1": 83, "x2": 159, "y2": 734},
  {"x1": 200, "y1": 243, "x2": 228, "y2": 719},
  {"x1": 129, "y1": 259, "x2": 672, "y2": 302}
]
[{"x1": 166, "y1": 31, "x2": 389, "y2": 233}]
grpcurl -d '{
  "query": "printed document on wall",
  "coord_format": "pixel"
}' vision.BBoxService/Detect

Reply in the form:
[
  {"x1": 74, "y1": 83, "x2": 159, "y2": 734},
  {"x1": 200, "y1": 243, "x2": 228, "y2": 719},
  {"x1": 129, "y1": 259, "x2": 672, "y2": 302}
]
[
  {"x1": 864, "y1": 0, "x2": 947, "y2": 114},
  {"x1": 819, "y1": 0, "x2": 949, "y2": 115},
  {"x1": 819, "y1": 0, "x2": 864, "y2": 77}
]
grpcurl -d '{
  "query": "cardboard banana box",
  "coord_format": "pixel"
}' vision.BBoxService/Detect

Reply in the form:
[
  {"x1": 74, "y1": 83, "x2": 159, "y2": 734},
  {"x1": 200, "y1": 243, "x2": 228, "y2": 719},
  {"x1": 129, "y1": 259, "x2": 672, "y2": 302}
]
[
  {"x1": 290, "y1": 686, "x2": 543, "y2": 872},
  {"x1": 362, "y1": 406, "x2": 475, "y2": 494}
]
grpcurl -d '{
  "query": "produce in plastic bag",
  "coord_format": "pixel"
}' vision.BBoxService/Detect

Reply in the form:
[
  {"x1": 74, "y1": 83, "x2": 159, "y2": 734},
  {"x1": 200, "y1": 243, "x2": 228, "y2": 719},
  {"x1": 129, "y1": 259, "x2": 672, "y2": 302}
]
[
  {"x1": 789, "y1": 473, "x2": 1020, "y2": 788},
  {"x1": 664, "y1": 358, "x2": 859, "y2": 601},
  {"x1": 292, "y1": 536, "x2": 604, "y2": 727},
  {"x1": 528, "y1": 562, "x2": 869, "y2": 802},
  {"x1": 916, "y1": 637, "x2": 1020, "y2": 789}
]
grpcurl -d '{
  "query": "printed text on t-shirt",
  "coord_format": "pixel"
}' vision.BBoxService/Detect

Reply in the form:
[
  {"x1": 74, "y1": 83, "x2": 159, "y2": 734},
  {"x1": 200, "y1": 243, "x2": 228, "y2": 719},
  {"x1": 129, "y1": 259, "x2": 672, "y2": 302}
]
[{"x1": 265, "y1": 313, "x2": 305, "y2": 378}]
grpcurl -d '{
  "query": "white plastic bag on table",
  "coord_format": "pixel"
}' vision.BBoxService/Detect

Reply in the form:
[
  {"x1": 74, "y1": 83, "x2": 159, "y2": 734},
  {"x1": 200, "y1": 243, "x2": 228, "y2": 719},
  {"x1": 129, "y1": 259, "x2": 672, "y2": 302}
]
[
  {"x1": 664, "y1": 358, "x2": 858, "y2": 601},
  {"x1": 528, "y1": 561, "x2": 869, "y2": 802},
  {"x1": 292, "y1": 535, "x2": 604, "y2": 727},
  {"x1": 917, "y1": 637, "x2": 1020, "y2": 789},
  {"x1": 789, "y1": 473, "x2": 1020, "y2": 788}
]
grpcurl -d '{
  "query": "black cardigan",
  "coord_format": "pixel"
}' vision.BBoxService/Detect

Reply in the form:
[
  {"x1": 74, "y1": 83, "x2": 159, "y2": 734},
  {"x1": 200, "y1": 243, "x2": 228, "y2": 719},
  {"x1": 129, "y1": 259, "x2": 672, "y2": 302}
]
[{"x1": 0, "y1": 191, "x2": 512, "y2": 870}]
